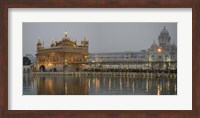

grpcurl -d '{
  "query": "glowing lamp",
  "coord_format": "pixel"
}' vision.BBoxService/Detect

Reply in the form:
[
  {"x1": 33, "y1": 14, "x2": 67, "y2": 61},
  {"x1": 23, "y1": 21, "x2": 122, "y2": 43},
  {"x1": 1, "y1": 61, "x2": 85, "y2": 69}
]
[{"x1": 157, "y1": 48, "x2": 162, "y2": 53}]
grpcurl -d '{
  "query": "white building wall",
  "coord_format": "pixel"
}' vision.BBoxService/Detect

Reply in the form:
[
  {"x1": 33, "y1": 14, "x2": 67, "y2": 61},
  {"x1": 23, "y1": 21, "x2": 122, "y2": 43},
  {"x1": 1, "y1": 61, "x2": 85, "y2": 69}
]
[{"x1": 89, "y1": 26, "x2": 177, "y2": 63}]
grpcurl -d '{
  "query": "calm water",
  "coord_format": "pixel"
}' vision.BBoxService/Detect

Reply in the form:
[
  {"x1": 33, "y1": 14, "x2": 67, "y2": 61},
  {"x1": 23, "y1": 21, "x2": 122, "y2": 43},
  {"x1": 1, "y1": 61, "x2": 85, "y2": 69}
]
[{"x1": 23, "y1": 73, "x2": 177, "y2": 95}]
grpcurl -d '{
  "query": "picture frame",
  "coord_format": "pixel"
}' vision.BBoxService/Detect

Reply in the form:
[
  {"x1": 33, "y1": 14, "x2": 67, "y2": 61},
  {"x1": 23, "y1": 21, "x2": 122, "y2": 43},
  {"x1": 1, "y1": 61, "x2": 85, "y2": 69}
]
[{"x1": 0, "y1": 0, "x2": 199, "y2": 118}]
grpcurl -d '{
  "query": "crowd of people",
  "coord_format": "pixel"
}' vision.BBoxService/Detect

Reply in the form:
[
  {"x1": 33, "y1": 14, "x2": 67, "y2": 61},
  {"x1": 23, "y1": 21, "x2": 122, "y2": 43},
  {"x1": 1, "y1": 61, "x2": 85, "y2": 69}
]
[{"x1": 83, "y1": 68, "x2": 177, "y2": 73}]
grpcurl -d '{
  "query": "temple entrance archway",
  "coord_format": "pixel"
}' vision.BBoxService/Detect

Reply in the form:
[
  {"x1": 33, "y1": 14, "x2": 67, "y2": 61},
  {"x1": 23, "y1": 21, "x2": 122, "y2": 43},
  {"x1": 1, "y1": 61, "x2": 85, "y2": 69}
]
[{"x1": 39, "y1": 65, "x2": 45, "y2": 72}]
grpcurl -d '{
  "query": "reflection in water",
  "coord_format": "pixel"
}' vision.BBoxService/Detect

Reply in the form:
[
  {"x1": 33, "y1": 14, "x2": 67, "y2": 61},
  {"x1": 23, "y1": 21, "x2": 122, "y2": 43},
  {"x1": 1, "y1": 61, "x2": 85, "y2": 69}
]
[
  {"x1": 132, "y1": 81, "x2": 135, "y2": 94},
  {"x1": 174, "y1": 82, "x2": 177, "y2": 94},
  {"x1": 65, "y1": 82, "x2": 67, "y2": 94},
  {"x1": 146, "y1": 79, "x2": 149, "y2": 93},
  {"x1": 109, "y1": 78, "x2": 111, "y2": 93},
  {"x1": 23, "y1": 73, "x2": 177, "y2": 95},
  {"x1": 157, "y1": 81, "x2": 161, "y2": 95}
]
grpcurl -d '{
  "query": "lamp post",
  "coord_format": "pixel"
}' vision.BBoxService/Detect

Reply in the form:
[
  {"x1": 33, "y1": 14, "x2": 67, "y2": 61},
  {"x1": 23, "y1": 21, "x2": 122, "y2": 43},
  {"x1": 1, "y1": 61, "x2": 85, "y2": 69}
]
[{"x1": 157, "y1": 47, "x2": 162, "y2": 70}]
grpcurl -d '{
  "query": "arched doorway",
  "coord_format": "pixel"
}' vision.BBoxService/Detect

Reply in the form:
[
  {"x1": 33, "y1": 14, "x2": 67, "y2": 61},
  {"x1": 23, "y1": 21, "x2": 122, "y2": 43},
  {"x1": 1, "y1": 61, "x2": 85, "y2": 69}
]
[{"x1": 39, "y1": 65, "x2": 45, "y2": 72}]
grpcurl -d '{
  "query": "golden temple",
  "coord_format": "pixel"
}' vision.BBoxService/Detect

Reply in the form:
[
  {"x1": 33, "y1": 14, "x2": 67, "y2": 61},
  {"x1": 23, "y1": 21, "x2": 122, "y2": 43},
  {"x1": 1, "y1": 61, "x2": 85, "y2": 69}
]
[{"x1": 36, "y1": 32, "x2": 88, "y2": 72}]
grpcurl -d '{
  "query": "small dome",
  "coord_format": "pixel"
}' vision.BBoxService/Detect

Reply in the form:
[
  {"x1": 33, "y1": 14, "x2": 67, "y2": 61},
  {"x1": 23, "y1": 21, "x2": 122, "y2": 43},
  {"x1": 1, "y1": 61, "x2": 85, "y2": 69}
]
[
  {"x1": 160, "y1": 26, "x2": 169, "y2": 35},
  {"x1": 64, "y1": 32, "x2": 68, "y2": 37},
  {"x1": 51, "y1": 40, "x2": 55, "y2": 47},
  {"x1": 62, "y1": 32, "x2": 70, "y2": 41},
  {"x1": 37, "y1": 38, "x2": 42, "y2": 47},
  {"x1": 171, "y1": 42, "x2": 177, "y2": 49},
  {"x1": 151, "y1": 40, "x2": 157, "y2": 48},
  {"x1": 37, "y1": 42, "x2": 42, "y2": 46}
]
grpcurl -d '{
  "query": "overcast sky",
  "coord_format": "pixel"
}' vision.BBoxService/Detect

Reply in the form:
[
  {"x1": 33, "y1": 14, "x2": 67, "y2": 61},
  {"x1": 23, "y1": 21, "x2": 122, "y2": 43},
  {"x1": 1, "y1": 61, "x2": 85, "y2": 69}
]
[{"x1": 23, "y1": 22, "x2": 177, "y2": 56}]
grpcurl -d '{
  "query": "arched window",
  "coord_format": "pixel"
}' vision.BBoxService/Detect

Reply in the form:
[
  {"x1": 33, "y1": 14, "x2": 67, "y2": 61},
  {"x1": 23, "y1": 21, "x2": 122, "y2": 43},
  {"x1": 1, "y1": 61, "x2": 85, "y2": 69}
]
[
  {"x1": 165, "y1": 55, "x2": 169, "y2": 61},
  {"x1": 158, "y1": 56, "x2": 163, "y2": 61},
  {"x1": 151, "y1": 55, "x2": 154, "y2": 60}
]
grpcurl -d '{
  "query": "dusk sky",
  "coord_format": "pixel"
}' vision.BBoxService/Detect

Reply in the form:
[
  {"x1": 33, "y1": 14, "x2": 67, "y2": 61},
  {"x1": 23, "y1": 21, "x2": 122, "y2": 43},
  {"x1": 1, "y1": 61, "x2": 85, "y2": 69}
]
[{"x1": 23, "y1": 23, "x2": 177, "y2": 56}]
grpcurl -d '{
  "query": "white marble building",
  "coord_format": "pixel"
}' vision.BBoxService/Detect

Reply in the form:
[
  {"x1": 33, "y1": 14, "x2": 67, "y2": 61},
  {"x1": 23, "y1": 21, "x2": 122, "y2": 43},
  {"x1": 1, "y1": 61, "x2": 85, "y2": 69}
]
[
  {"x1": 89, "y1": 50, "x2": 147, "y2": 62},
  {"x1": 148, "y1": 26, "x2": 177, "y2": 62},
  {"x1": 89, "y1": 26, "x2": 177, "y2": 63}
]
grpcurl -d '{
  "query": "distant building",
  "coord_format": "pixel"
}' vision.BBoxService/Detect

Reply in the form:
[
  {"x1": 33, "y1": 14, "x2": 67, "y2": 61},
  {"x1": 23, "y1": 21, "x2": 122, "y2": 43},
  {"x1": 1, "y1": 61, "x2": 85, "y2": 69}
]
[
  {"x1": 88, "y1": 26, "x2": 177, "y2": 70},
  {"x1": 36, "y1": 32, "x2": 89, "y2": 72},
  {"x1": 89, "y1": 50, "x2": 148, "y2": 62},
  {"x1": 35, "y1": 27, "x2": 176, "y2": 71},
  {"x1": 148, "y1": 26, "x2": 177, "y2": 62}
]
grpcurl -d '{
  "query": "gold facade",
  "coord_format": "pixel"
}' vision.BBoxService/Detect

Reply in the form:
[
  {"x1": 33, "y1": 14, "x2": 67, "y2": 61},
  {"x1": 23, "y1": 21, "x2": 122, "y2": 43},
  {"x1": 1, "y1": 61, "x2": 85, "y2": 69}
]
[{"x1": 36, "y1": 32, "x2": 88, "y2": 71}]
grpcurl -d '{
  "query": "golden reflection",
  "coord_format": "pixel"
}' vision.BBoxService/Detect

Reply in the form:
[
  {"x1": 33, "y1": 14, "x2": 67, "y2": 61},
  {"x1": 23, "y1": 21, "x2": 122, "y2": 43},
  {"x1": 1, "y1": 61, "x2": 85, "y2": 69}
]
[
  {"x1": 160, "y1": 82, "x2": 162, "y2": 91},
  {"x1": 127, "y1": 78, "x2": 129, "y2": 88},
  {"x1": 120, "y1": 78, "x2": 122, "y2": 91},
  {"x1": 132, "y1": 81, "x2": 135, "y2": 94},
  {"x1": 157, "y1": 81, "x2": 162, "y2": 95},
  {"x1": 166, "y1": 79, "x2": 170, "y2": 90},
  {"x1": 88, "y1": 78, "x2": 90, "y2": 92},
  {"x1": 64, "y1": 77, "x2": 88, "y2": 95},
  {"x1": 45, "y1": 78, "x2": 54, "y2": 94},
  {"x1": 65, "y1": 82, "x2": 67, "y2": 94},
  {"x1": 146, "y1": 79, "x2": 149, "y2": 92},
  {"x1": 157, "y1": 84, "x2": 160, "y2": 95},
  {"x1": 25, "y1": 75, "x2": 177, "y2": 95},
  {"x1": 109, "y1": 78, "x2": 111, "y2": 92},
  {"x1": 47, "y1": 79, "x2": 53, "y2": 89},
  {"x1": 95, "y1": 78, "x2": 100, "y2": 94}
]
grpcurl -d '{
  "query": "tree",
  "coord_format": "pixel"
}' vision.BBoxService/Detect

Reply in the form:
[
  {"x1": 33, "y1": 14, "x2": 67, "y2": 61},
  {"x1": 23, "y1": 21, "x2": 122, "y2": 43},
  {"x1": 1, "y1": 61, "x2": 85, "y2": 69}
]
[{"x1": 23, "y1": 57, "x2": 31, "y2": 65}]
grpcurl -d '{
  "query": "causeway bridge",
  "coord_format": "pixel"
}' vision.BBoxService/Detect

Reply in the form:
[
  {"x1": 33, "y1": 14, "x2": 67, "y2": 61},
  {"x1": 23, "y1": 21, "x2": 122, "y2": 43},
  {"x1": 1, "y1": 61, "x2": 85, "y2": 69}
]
[{"x1": 85, "y1": 60, "x2": 177, "y2": 70}]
